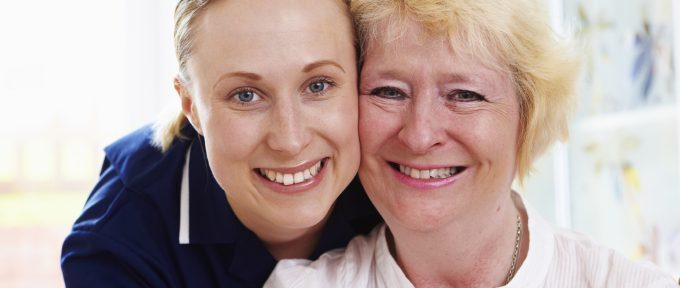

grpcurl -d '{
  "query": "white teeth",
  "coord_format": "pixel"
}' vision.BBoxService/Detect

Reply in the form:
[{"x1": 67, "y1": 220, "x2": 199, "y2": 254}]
[
  {"x1": 398, "y1": 164, "x2": 460, "y2": 179},
  {"x1": 283, "y1": 174, "x2": 294, "y2": 185},
  {"x1": 311, "y1": 162, "x2": 319, "y2": 176},
  {"x1": 293, "y1": 172, "x2": 304, "y2": 184},
  {"x1": 259, "y1": 160, "x2": 324, "y2": 186}
]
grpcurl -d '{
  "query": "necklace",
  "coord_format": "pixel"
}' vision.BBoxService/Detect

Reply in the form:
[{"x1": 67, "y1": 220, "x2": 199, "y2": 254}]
[{"x1": 505, "y1": 215, "x2": 522, "y2": 284}]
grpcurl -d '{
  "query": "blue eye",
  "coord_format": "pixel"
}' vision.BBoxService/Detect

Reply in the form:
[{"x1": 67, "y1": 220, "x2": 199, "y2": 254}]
[
  {"x1": 237, "y1": 90, "x2": 255, "y2": 102},
  {"x1": 230, "y1": 88, "x2": 261, "y2": 106},
  {"x1": 309, "y1": 81, "x2": 327, "y2": 93},
  {"x1": 307, "y1": 78, "x2": 336, "y2": 95}
]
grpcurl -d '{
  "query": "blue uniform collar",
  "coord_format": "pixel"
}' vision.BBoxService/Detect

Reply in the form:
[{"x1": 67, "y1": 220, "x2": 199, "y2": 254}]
[{"x1": 180, "y1": 137, "x2": 244, "y2": 244}]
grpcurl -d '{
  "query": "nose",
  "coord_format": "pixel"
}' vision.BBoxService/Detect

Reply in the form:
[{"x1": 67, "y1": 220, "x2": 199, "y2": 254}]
[
  {"x1": 266, "y1": 100, "x2": 311, "y2": 156},
  {"x1": 397, "y1": 93, "x2": 444, "y2": 154}
]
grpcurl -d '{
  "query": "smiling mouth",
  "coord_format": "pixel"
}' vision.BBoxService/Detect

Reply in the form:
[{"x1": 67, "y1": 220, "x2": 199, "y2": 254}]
[
  {"x1": 388, "y1": 162, "x2": 466, "y2": 179},
  {"x1": 257, "y1": 158, "x2": 328, "y2": 186}
]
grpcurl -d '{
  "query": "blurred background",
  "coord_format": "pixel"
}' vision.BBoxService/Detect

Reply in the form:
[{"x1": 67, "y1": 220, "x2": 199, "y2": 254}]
[
  {"x1": 0, "y1": 0, "x2": 677, "y2": 287},
  {"x1": 520, "y1": 0, "x2": 680, "y2": 279},
  {"x1": 0, "y1": 0, "x2": 177, "y2": 286}
]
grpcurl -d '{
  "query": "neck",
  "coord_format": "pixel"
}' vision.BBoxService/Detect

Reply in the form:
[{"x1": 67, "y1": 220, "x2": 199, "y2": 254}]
[
  {"x1": 250, "y1": 209, "x2": 331, "y2": 260},
  {"x1": 388, "y1": 193, "x2": 527, "y2": 287},
  {"x1": 229, "y1": 198, "x2": 334, "y2": 260},
  {"x1": 261, "y1": 220, "x2": 327, "y2": 260}
]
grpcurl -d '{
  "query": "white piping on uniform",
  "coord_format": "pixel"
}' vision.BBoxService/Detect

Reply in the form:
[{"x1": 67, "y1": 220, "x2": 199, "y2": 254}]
[{"x1": 179, "y1": 145, "x2": 191, "y2": 244}]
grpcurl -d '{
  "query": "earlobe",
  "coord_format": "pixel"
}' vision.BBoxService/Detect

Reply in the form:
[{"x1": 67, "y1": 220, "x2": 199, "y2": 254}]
[{"x1": 174, "y1": 77, "x2": 203, "y2": 135}]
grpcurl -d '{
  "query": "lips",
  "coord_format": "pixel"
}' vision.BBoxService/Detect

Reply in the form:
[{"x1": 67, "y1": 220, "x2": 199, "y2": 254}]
[
  {"x1": 389, "y1": 162, "x2": 466, "y2": 180},
  {"x1": 257, "y1": 158, "x2": 327, "y2": 186}
]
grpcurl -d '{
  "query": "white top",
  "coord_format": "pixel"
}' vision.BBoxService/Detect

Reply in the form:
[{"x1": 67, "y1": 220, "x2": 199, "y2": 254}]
[{"x1": 265, "y1": 196, "x2": 677, "y2": 288}]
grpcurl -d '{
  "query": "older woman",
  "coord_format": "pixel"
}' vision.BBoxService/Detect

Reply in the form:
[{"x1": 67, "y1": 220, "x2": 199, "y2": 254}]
[
  {"x1": 61, "y1": 0, "x2": 379, "y2": 287},
  {"x1": 266, "y1": 0, "x2": 677, "y2": 287}
]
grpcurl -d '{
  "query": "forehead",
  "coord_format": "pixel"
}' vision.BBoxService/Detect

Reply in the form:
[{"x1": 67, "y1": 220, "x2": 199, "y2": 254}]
[
  {"x1": 364, "y1": 19, "x2": 504, "y2": 75},
  {"x1": 364, "y1": 20, "x2": 510, "y2": 85},
  {"x1": 186, "y1": 0, "x2": 354, "y2": 82},
  {"x1": 198, "y1": 0, "x2": 348, "y2": 35}
]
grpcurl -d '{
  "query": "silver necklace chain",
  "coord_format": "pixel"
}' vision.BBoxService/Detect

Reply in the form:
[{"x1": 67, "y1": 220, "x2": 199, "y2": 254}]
[{"x1": 506, "y1": 215, "x2": 522, "y2": 284}]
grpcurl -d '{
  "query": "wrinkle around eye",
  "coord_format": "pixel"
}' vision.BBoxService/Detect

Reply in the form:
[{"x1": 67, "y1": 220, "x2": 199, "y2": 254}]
[
  {"x1": 362, "y1": 93, "x2": 407, "y2": 113},
  {"x1": 444, "y1": 101, "x2": 514, "y2": 120}
]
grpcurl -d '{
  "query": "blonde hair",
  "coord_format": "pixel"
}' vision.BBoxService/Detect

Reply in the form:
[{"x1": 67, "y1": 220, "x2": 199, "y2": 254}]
[
  {"x1": 351, "y1": 0, "x2": 580, "y2": 182},
  {"x1": 152, "y1": 0, "x2": 212, "y2": 151}
]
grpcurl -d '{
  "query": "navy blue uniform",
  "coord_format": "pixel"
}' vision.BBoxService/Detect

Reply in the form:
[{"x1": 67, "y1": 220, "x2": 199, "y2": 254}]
[{"x1": 61, "y1": 125, "x2": 380, "y2": 287}]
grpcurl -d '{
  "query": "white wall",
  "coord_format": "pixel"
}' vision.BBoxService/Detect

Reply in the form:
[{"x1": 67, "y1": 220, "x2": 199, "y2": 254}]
[{"x1": 0, "y1": 0, "x2": 178, "y2": 192}]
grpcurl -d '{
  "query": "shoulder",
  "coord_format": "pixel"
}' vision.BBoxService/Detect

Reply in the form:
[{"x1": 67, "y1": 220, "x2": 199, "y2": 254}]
[
  {"x1": 104, "y1": 124, "x2": 194, "y2": 187},
  {"x1": 512, "y1": 197, "x2": 676, "y2": 287},
  {"x1": 62, "y1": 161, "x2": 178, "y2": 287},
  {"x1": 65, "y1": 124, "x2": 195, "y2": 262},
  {"x1": 547, "y1": 228, "x2": 677, "y2": 287},
  {"x1": 105, "y1": 124, "x2": 157, "y2": 158},
  {"x1": 104, "y1": 125, "x2": 160, "y2": 175},
  {"x1": 62, "y1": 125, "x2": 193, "y2": 286},
  {"x1": 73, "y1": 124, "x2": 194, "y2": 230},
  {"x1": 65, "y1": 151, "x2": 180, "y2": 251},
  {"x1": 265, "y1": 225, "x2": 386, "y2": 288}
]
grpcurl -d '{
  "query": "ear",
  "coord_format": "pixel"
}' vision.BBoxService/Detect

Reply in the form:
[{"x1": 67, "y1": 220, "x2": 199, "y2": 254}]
[{"x1": 174, "y1": 77, "x2": 203, "y2": 135}]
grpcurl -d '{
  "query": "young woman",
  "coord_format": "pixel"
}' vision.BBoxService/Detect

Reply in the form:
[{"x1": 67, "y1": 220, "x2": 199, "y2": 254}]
[{"x1": 61, "y1": 0, "x2": 379, "y2": 287}]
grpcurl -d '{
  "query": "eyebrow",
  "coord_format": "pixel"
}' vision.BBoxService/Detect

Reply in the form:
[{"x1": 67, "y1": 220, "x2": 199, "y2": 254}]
[
  {"x1": 302, "y1": 60, "x2": 346, "y2": 73},
  {"x1": 212, "y1": 60, "x2": 346, "y2": 90},
  {"x1": 213, "y1": 71, "x2": 262, "y2": 90}
]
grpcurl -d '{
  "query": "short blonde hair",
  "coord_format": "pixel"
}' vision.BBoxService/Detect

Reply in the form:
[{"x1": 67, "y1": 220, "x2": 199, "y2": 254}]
[{"x1": 351, "y1": 0, "x2": 580, "y2": 182}]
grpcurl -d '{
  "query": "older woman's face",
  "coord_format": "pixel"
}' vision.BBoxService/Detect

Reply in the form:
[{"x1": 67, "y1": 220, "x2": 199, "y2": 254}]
[
  {"x1": 358, "y1": 22, "x2": 520, "y2": 231},
  {"x1": 183, "y1": 0, "x2": 359, "y2": 232}
]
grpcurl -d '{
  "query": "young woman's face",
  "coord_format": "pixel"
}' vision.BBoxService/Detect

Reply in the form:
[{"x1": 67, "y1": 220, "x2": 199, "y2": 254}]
[
  {"x1": 182, "y1": 0, "x2": 359, "y2": 234},
  {"x1": 358, "y1": 21, "x2": 520, "y2": 232}
]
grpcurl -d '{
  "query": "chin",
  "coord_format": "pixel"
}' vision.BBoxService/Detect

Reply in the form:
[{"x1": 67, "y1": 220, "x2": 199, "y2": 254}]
[
  {"x1": 393, "y1": 213, "x2": 448, "y2": 232},
  {"x1": 276, "y1": 202, "x2": 333, "y2": 230},
  {"x1": 380, "y1": 199, "x2": 453, "y2": 232}
]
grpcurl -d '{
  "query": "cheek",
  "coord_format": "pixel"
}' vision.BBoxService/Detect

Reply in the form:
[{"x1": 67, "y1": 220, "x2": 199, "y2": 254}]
[
  {"x1": 202, "y1": 112, "x2": 264, "y2": 172},
  {"x1": 361, "y1": 123, "x2": 402, "y2": 160},
  {"x1": 300, "y1": 95, "x2": 361, "y2": 177},
  {"x1": 358, "y1": 99, "x2": 394, "y2": 154},
  {"x1": 472, "y1": 112, "x2": 521, "y2": 172},
  {"x1": 322, "y1": 96, "x2": 359, "y2": 147}
]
